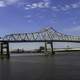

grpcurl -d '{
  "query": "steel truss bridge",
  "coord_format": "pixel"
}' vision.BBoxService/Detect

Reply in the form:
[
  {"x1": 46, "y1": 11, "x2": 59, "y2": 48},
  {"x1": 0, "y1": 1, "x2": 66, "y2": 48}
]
[{"x1": 0, "y1": 27, "x2": 80, "y2": 58}]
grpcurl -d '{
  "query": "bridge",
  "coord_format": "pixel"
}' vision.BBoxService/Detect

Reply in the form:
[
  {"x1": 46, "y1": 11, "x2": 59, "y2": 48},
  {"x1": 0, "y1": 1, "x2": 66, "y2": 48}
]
[{"x1": 0, "y1": 27, "x2": 80, "y2": 58}]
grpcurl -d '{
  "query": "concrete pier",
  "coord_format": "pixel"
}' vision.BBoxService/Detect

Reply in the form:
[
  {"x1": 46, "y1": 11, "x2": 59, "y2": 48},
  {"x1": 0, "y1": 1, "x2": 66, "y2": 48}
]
[
  {"x1": 44, "y1": 42, "x2": 47, "y2": 54},
  {"x1": 50, "y1": 42, "x2": 55, "y2": 55},
  {"x1": 44, "y1": 41, "x2": 55, "y2": 55},
  {"x1": 0, "y1": 42, "x2": 10, "y2": 59}
]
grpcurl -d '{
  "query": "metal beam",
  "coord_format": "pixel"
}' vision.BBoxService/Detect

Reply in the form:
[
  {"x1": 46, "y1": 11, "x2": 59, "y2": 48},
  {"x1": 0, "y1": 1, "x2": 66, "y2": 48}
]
[{"x1": 0, "y1": 27, "x2": 80, "y2": 43}]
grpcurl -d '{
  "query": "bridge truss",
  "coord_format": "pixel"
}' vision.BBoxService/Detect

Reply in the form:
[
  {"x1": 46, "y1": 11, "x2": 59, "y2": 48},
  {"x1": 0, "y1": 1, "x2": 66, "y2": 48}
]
[
  {"x1": 0, "y1": 27, "x2": 80, "y2": 42},
  {"x1": 0, "y1": 27, "x2": 80, "y2": 58}
]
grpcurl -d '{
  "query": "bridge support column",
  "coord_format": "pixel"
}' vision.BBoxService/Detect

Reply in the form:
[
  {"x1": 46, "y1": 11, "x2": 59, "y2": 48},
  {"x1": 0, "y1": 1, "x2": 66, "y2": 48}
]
[
  {"x1": 1, "y1": 42, "x2": 10, "y2": 59},
  {"x1": 44, "y1": 42, "x2": 47, "y2": 54},
  {"x1": 50, "y1": 42, "x2": 55, "y2": 55}
]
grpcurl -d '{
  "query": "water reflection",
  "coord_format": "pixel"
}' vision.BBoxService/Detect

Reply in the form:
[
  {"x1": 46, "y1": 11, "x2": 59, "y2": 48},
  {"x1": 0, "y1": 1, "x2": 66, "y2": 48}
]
[
  {"x1": 0, "y1": 53, "x2": 80, "y2": 80},
  {"x1": 0, "y1": 59, "x2": 11, "y2": 80}
]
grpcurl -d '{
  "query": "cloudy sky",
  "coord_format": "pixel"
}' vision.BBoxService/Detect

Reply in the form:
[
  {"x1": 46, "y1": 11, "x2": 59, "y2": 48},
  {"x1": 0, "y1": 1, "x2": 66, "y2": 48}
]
[
  {"x1": 0, "y1": 0, "x2": 80, "y2": 49},
  {"x1": 0, "y1": 0, "x2": 80, "y2": 36}
]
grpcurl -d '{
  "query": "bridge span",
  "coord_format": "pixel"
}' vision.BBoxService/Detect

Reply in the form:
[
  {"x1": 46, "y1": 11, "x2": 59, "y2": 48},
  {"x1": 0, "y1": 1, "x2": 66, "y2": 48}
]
[{"x1": 0, "y1": 27, "x2": 80, "y2": 58}]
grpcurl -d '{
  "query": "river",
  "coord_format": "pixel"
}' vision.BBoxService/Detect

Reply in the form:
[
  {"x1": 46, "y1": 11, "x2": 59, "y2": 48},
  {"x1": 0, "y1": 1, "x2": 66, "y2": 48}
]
[{"x1": 0, "y1": 52, "x2": 80, "y2": 80}]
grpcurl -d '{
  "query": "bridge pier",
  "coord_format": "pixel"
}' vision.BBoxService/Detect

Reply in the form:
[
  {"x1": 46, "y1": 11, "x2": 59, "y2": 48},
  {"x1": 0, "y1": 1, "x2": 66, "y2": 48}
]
[
  {"x1": 44, "y1": 42, "x2": 47, "y2": 54},
  {"x1": 44, "y1": 41, "x2": 55, "y2": 55},
  {"x1": 0, "y1": 42, "x2": 10, "y2": 59},
  {"x1": 50, "y1": 42, "x2": 55, "y2": 55}
]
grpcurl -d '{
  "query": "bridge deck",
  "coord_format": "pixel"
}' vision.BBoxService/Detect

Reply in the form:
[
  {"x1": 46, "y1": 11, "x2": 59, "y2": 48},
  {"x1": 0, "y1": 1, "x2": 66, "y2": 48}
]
[{"x1": 0, "y1": 40, "x2": 80, "y2": 43}]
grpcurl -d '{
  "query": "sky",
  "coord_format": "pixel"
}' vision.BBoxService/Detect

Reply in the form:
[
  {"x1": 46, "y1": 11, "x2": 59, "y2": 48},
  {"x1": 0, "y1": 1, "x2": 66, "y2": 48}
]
[
  {"x1": 0, "y1": 0, "x2": 80, "y2": 50},
  {"x1": 0, "y1": 0, "x2": 80, "y2": 36}
]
